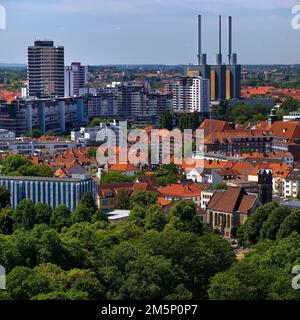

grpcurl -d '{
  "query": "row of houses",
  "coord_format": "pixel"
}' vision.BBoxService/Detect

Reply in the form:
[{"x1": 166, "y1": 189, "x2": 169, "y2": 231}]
[
  {"x1": 97, "y1": 170, "x2": 271, "y2": 239},
  {"x1": 201, "y1": 119, "x2": 300, "y2": 161}
]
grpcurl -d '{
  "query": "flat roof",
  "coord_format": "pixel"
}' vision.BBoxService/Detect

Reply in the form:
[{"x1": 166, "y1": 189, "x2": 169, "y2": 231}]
[{"x1": 0, "y1": 175, "x2": 92, "y2": 183}]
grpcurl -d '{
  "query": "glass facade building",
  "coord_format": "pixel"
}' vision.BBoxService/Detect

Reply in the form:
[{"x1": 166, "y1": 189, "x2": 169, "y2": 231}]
[{"x1": 0, "y1": 175, "x2": 97, "y2": 210}]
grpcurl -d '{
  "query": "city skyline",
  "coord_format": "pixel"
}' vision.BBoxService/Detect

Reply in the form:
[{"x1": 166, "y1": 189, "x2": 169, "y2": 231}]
[{"x1": 0, "y1": 0, "x2": 299, "y2": 65}]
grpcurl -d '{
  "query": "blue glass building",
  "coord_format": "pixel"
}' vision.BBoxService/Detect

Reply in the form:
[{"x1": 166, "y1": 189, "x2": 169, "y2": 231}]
[{"x1": 0, "y1": 175, "x2": 97, "y2": 210}]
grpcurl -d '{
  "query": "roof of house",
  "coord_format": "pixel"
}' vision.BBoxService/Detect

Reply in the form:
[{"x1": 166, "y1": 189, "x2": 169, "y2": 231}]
[
  {"x1": 207, "y1": 187, "x2": 257, "y2": 214},
  {"x1": 270, "y1": 121, "x2": 300, "y2": 144},
  {"x1": 248, "y1": 163, "x2": 292, "y2": 179},
  {"x1": 109, "y1": 163, "x2": 140, "y2": 172},
  {"x1": 205, "y1": 130, "x2": 271, "y2": 145},
  {"x1": 199, "y1": 119, "x2": 233, "y2": 136},
  {"x1": 286, "y1": 167, "x2": 300, "y2": 181},
  {"x1": 158, "y1": 182, "x2": 210, "y2": 198}
]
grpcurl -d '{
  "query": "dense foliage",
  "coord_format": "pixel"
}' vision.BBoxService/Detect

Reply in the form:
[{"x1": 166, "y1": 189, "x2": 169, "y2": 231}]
[
  {"x1": 0, "y1": 155, "x2": 53, "y2": 177},
  {"x1": 209, "y1": 202, "x2": 300, "y2": 300},
  {"x1": 216, "y1": 100, "x2": 272, "y2": 124},
  {"x1": 0, "y1": 187, "x2": 235, "y2": 300}
]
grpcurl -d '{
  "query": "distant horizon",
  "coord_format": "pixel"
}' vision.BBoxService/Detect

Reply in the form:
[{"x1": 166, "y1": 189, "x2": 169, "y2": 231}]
[{"x1": 1, "y1": 63, "x2": 300, "y2": 68}]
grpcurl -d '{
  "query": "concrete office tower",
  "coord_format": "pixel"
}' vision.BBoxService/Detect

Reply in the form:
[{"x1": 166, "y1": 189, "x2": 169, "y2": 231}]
[
  {"x1": 65, "y1": 62, "x2": 88, "y2": 97},
  {"x1": 171, "y1": 76, "x2": 210, "y2": 114},
  {"x1": 28, "y1": 41, "x2": 65, "y2": 98},
  {"x1": 226, "y1": 16, "x2": 241, "y2": 99}
]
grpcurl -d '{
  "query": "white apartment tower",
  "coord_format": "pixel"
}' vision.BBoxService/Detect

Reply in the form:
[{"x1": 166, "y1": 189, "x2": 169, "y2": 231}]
[
  {"x1": 168, "y1": 76, "x2": 210, "y2": 114},
  {"x1": 65, "y1": 62, "x2": 88, "y2": 97}
]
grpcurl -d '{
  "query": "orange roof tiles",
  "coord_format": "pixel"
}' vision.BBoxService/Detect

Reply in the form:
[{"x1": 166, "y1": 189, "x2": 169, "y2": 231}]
[
  {"x1": 270, "y1": 121, "x2": 300, "y2": 144},
  {"x1": 109, "y1": 163, "x2": 140, "y2": 172},
  {"x1": 205, "y1": 129, "x2": 271, "y2": 145},
  {"x1": 199, "y1": 119, "x2": 234, "y2": 136},
  {"x1": 248, "y1": 163, "x2": 292, "y2": 179},
  {"x1": 158, "y1": 183, "x2": 210, "y2": 198}
]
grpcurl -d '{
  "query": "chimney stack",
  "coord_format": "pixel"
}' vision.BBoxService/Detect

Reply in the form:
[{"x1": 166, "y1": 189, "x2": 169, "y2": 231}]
[
  {"x1": 228, "y1": 16, "x2": 232, "y2": 64},
  {"x1": 215, "y1": 15, "x2": 222, "y2": 65},
  {"x1": 197, "y1": 14, "x2": 207, "y2": 65}
]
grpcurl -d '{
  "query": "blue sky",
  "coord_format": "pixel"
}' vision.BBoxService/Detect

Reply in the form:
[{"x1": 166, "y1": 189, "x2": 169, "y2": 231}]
[{"x1": 0, "y1": 0, "x2": 299, "y2": 65}]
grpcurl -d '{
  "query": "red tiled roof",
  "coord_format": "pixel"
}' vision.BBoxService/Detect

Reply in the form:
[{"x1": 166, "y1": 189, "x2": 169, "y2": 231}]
[
  {"x1": 109, "y1": 163, "x2": 140, "y2": 172},
  {"x1": 207, "y1": 187, "x2": 257, "y2": 214},
  {"x1": 199, "y1": 119, "x2": 233, "y2": 136},
  {"x1": 270, "y1": 121, "x2": 300, "y2": 144},
  {"x1": 248, "y1": 163, "x2": 292, "y2": 179},
  {"x1": 158, "y1": 182, "x2": 210, "y2": 198},
  {"x1": 205, "y1": 130, "x2": 271, "y2": 145}
]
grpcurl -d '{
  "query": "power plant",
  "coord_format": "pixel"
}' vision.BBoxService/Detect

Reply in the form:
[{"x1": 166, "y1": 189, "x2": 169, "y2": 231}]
[{"x1": 187, "y1": 15, "x2": 241, "y2": 101}]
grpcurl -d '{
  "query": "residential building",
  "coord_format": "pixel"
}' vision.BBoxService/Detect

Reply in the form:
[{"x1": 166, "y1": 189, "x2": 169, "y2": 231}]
[
  {"x1": 65, "y1": 62, "x2": 88, "y2": 97},
  {"x1": 157, "y1": 182, "x2": 211, "y2": 206},
  {"x1": 71, "y1": 122, "x2": 119, "y2": 146},
  {"x1": 167, "y1": 76, "x2": 210, "y2": 114},
  {"x1": 28, "y1": 41, "x2": 64, "y2": 98},
  {"x1": 98, "y1": 176, "x2": 158, "y2": 210},
  {"x1": 186, "y1": 168, "x2": 223, "y2": 186},
  {"x1": 0, "y1": 129, "x2": 16, "y2": 141},
  {"x1": 270, "y1": 121, "x2": 300, "y2": 161},
  {"x1": 0, "y1": 137, "x2": 84, "y2": 155},
  {"x1": 243, "y1": 152, "x2": 294, "y2": 165},
  {"x1": 284, "y1": 167, "x2": 300, "y2": 198},
  {"x1": 0, "y1": 96, "x2": 86, "y2": 136},
  {"x1": 283, "y1": 111, "x2": 300, "y2": 122},
  {"x1": 0, "y1": 175, "x2": 97, "y2": 210},
  {"x1": 248, "y1": 163, "x2": 292, "y2": 197},
  {"x1": 205, "y1": 130, "x2": 272, "y2": 154},
  {"x1": 199, "y1": 119, "x2": 234, "y2": 136}
]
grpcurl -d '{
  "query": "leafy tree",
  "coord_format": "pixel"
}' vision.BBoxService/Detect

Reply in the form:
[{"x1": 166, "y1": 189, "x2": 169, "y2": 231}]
[
  {"x1": 35, "y1": 203, "x2": 52, "y2": 225},
  {"x1": 159, "y1": 109, "x2": 173, "y2": 131},
  {"x1": 66, "y1": 269, "x2": 104, "y2": 299},
  {"x1": 13, "y1": 199, "x2": 36, "y2": 230},
  {"x1": 100, "y1": 171, "x2": 136, "y2": 185},
  {"x1": 79, "y1": 192, "x2": 97, "y2": 214},
  {"x1": 50, "y1": 205, "x2": 72, "y2": 232},
  {"x1": 215, "y1": 182, "x2": 228, "y2": 190},
  {"x1": 154, "y1": 164, "x2": 179, "y2": 186},
  {"x1": 167, "y1": 201, "x2": 203, "y2": 235},
  {"x1": 130, "y1": 191, "x2": 158, "y2": 209},
  {"x1": 0, "y1": 291, "x2": 12, "y2": 300},
  {"x1": 237, "y1": 202, "x2": 279, "y2": 246},
  {"x1": 0, "y1": 155, "x2": 52, "y2": 177},
  {"x1": 119, "y1": 254, "x2": 176, "y2": 300},
  {"x1": 164, "y1": 284, "x2": 193, "y2": 300},
  {"x1": 260, "y1": 206, "x2": 291, "y2": 240},
  {"x1": 0, "y1": 185, "x2": 10, "y2": 208},
  {"x1": 128, "y1": 205, "x2": 146, "y2": 228},
  {"x1": 0, "y1": 206, "x2": 13, "y2": 235},
  {"x1": 208, "y1": 262, "x2": 271, "y2": 300},
  {"x1": 87, "y1": 147, "x2": 97, "y2": 158},
  {"x1": 115, "y1": 189, "x2": 130, "y2": 210},
  {"x1": 277, "y1": 210, "x2": 300, "y2": 239},
  {"x1": 71, "y1": 204, "x2": 91, "y2": 224},
  {"x1": 33, "y1": 291, "x2": 68, "y2": 300},
  {"x1": 91, "y1": 210, "x2": 108, "y2": 223},
  {"x1": 7, "y1": 266, "x2": 54, "y2": 300},
  {"x1": 144, "y1": 205, "x2": 168, "y2": 232}
]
